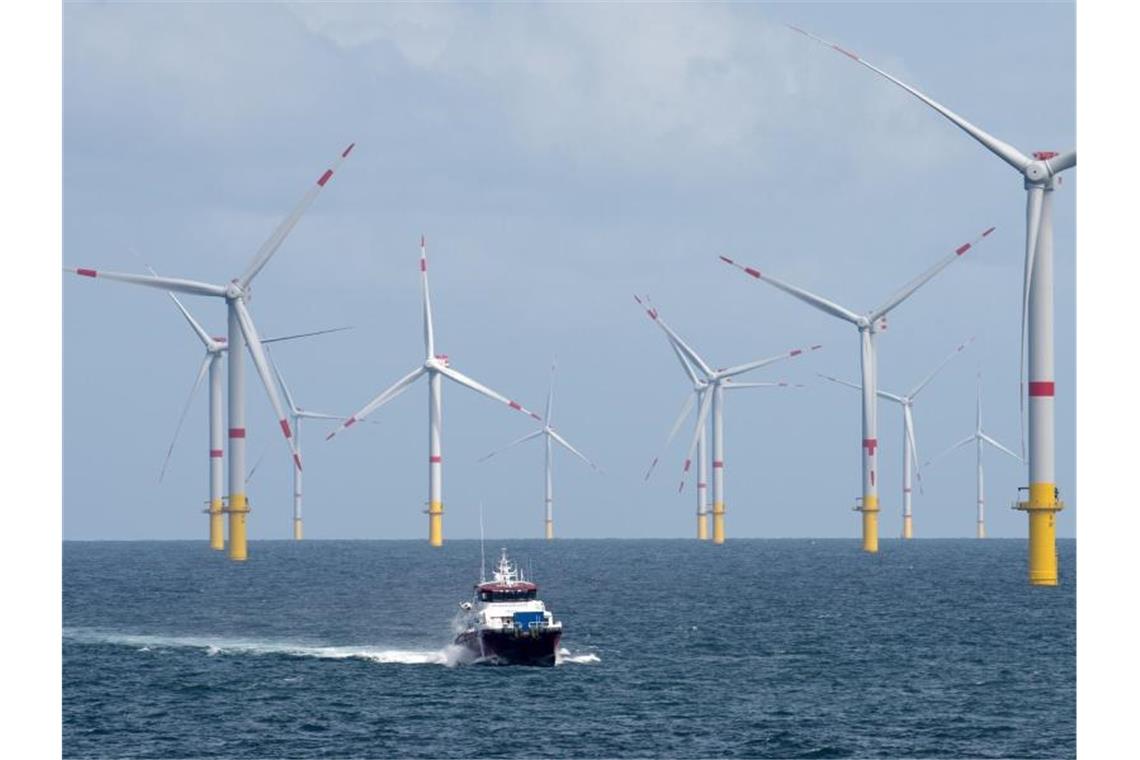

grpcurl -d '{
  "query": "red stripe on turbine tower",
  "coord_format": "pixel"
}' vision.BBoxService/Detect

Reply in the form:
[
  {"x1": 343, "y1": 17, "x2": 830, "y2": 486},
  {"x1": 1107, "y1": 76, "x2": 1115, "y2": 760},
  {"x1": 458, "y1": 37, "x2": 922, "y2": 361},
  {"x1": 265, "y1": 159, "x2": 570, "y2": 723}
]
[
  {"x1": 210, "y1": 449, "x2": 223, "y2": 458},
  {"x1": 863, "y1": 438, "x2": 877, "y2": 453},
  {"x1": 317, "y1": 169, "x2": 334, "y2": 187},
  {"x1": 712, "y1": 460, "x2": 724, "y2": 469},
  {"x1": 430, "y1": 455, "x2": 442, "y2": 463},
  {"x1": 229, "y1": 428, "x2": 246, "y2": 439},
  {"x1": 1028, "y1": 381, "x2": 1055, "y2": 397}
]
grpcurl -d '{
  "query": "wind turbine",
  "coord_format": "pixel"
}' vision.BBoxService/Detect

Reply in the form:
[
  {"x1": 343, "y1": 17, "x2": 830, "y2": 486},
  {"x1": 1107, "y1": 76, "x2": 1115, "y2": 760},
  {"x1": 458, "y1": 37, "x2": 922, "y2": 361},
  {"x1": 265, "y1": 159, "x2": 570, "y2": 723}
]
[
  {"x1": 267, "y1": 346, "x2": 350, "y2": 541},
  {"x1": 477, "y1": 362, "x2": 601, "y2": 539},
  {"x1": 721, "y1": 225, "x2": 995, "y2": 552},
  {"x1": 66, "y1": 142, "x2": 355, "y2": 561},
  {"x1": 155, "y1": 287, "x2": 349, "y2": 549},
  {"x1": 325, "y1": 237, "x2": 543, "y2": 547},
  {"x1": 788, "y1": 27, "x2": 1073, "y2": 579},
  {"x1": 634, "y1": 295, "x2": 820, "y2": 543},
  {"x1": 926, "y1": 372, "x2": 1021, "y2": 538},
  {"x1": 819, "y1": 336, "x2": 974, "y2": 539}
]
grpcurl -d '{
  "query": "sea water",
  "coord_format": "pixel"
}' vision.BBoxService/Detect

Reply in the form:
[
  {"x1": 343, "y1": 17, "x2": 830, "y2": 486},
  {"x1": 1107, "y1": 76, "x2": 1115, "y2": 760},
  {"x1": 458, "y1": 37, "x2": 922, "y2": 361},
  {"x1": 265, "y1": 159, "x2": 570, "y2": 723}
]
[{"x1": 63, "y1": 539, "x2": 1075, "y2": 758}]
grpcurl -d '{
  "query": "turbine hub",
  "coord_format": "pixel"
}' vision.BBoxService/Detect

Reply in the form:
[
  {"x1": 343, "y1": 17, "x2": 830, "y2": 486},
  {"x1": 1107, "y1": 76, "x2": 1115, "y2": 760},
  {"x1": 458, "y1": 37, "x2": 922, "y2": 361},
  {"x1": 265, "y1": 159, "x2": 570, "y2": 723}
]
[
  {"x1": 224, "y1": 281, "x2": 243, "y2": 300},
  {"x1": 1023, "y1": 160, "x2": 1051, "y2": 183}
]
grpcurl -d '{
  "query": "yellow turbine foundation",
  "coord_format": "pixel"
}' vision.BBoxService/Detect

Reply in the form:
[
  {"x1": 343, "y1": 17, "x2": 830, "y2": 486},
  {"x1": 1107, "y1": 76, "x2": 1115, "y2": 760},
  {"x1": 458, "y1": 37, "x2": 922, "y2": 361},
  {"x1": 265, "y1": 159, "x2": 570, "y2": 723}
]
[
  {"x1": 428, "y1": 501, "x2": 443, "y2": 547},
  {"x1": 545, "y1": 520, "x2": 553, "y2": 540},
  {"x1": 861, "y1": 495, "x2": 879, "y2": 553},
  {"x1": 712, "y1": 502, "x2": 725, "y2": 544},
  {"x1": 227, "y1": 493, "x2": 249, "y2": 562},
  {"x1": 293, "y1": 518, "x2": 303, "y2": 541},
  {"x1": 697, "y1": 514, "x2": 708, "y2": 541},
  {"x1": 209, "y1": 499, "x2": 225, "y2": 551},
  {"x1": 977, "y1": 521, "x2": 986, "y2": 539},
  {"x1": 902, "y1": 514, "x2": 913, "y2": 540},
  {"x1": 1023, "y1": 481, "x2": 1060, "y2": 586}
]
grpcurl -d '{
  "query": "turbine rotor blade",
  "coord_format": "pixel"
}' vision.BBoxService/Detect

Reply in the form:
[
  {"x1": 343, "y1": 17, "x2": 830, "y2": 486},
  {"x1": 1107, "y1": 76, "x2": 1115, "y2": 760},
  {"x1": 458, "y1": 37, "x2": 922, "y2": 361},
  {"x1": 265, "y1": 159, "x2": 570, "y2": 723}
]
[
  {"x1": 633, "y1": 296, "x2": 714, "y2": 378},
  {"x1": 326, "y1": 366, "x2": 427, "y2": 440},
  {"x1": 645, "y1": 393, "x2": 697, "y2": 481},
  {"x1": 718, "y1": 258, "x2": 861, "y2": 324},
  {"x1": 237, "y1": 142, "x2": 355, "y2": 288},
  {"x1": 66, "y1": 268, "x2": 226, "y2": 298},
  {"x1": 718, "y1": 343, "x2": 822, "y2": 379},
  {"x1": 869, "y1": 226, "x2": 996, "y2": 322},
  {"x1": 437, "y1": 364, "x2": 543, "y2": 421},
  {"x1": 678, "y1": 387, "x2": 715, "y2": 493},
  {"x1": 158, "y1": 354, "x2": 212, "y2": 483},
  {"x1": 477, "y1": 429, "x2": 545, "y2": 463},
  {"x1": 924, "y1": 433, "x2": 976, "y2": 469},
  {"x1": 420, "y1": 236, "x2": 435, "y2": 358},
  {"x1": 1046, "y1": 149, "x2": 1076, "y2": 174},
  {"x1": 788, "y1": 26, "x2": 1033, "y2": 173},
  {"x1": 549, "y1": 428, "x2": 601, "y2": 472},
  {"x1": 980, "y1": 431, "x2": 1023, "y2": 463},
  {"x1": 909, "y1": 336, "x2": 975, "y2": 398},
  {"x1": 261, "y1": 325, "x2": 354, "y2": 345},
  {"x1": 234, "y1": 299, "x2": 303, "y2": 470}
]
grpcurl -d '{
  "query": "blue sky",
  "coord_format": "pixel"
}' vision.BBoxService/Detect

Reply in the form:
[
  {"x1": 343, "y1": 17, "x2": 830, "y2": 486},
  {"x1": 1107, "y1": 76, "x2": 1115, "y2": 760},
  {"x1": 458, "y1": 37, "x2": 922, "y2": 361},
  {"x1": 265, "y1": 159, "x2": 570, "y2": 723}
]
[{"x1": 62, "y1": 1, "x2": 1075, "y2": 541}]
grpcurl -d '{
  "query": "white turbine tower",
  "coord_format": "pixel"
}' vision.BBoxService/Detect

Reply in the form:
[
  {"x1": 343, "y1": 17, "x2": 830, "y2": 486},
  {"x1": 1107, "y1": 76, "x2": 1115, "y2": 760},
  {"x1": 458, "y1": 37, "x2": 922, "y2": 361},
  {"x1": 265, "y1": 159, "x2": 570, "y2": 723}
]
[
  {"x1": 721, "y1": 225, "x2": 995, "y2": 552},
  {"x1": 788, "y1": 26, "x2": 1073, "y2": 580},
  {"x1": 926, "y1": 372, "x2": 1021, "y2": 538},
  {"x1": 325, "y1": 237, "x2": 543, "y2": 547},
  {"x1": 818, "y1": 336, "x2": 974, "y2": 539},
  {"x1": 267, "y1": 346, "x2": 349, "y2": 542},
  {"x1": 155, "y1": 288, "x2": 349, "y2": 549},
  {"x1": 634, "y1": 296, "x2": 820, "y2": 543},
  {"x1": 67, "y1": 142, "x2": 355, "y2": 561},
  {"x1": 477, "y1": 362, "x2": 601, "y2": 540}
]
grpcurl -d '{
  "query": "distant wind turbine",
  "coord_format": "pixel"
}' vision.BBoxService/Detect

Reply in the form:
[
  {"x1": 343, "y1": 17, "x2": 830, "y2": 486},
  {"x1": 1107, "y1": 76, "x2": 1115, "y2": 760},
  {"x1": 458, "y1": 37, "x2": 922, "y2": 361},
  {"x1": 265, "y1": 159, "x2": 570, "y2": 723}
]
[
  {"x1": 721, "y1": 226, "x2": 994, "y2": 552},
  {"x1": 634, "y1": 295, "x2": 819, "y2": 543},
  {"x1": 818, "y1": 336, "x2": 974, "y2": 539},
  {"x1": 478, "y1": 362, "x2": 600, "y2": 540},
  {"x1": 926, "y1": 372, "x2": 1021, "y2": 538},
  {"x1": 326, "y1": 237, "x2": 542, "y2": 547}
]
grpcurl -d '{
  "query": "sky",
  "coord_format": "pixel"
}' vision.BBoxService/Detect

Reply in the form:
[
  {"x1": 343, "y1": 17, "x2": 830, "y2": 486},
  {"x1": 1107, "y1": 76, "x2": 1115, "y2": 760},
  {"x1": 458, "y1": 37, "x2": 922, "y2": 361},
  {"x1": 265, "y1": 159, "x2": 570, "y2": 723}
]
[{"x1": 62, "y1": 1, "x2": 1075, "y2": 542}]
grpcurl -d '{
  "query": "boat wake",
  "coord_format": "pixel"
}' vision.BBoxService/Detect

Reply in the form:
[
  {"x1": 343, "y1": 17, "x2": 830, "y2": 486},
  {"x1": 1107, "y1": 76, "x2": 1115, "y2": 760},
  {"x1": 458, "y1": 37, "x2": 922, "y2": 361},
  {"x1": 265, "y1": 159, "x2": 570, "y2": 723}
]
[
  {"x1": 65, "y1": 629, "x2": 600, "y2": 667},
  {"x1": 64, "y1": 628, "x2": 466, "y2": 666}
]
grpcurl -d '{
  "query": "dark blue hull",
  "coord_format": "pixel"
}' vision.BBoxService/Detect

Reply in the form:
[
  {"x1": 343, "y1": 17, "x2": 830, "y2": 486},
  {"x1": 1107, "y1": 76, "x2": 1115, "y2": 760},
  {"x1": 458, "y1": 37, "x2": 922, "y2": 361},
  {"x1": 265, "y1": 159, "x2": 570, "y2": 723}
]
[{"x1": 455, "y1": 628, "x2": 562, "y2": 667}]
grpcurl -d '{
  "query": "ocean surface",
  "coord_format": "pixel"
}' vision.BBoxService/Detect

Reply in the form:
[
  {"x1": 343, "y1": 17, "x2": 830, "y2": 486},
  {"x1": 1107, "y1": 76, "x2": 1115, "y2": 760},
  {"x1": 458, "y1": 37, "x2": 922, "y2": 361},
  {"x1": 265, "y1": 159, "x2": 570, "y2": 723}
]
[{"x1": 63, "y1": 539, "x2": 1075, "y2": 759}]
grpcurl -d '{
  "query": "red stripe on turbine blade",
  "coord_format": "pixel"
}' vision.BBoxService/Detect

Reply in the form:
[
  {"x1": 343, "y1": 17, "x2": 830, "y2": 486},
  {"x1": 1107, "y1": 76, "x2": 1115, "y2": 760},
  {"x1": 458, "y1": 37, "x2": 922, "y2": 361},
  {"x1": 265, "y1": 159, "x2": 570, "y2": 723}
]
[
  {"x1": 1028, "y1": 381, "x2": 1055, "y2": 397},
  {"x1": 712, "y1": 460, "x2": 724, "y2": 469},
  {"x1": 229, "y1": 428, "x2": 246, "y2": 439},
  {"x1": 430, "y1": 455, "x2": 442, "y2": 463},
  {"x1": 863, "y1": 438, "x2": 877, "y2": 453},
  {"x1": 420, "y1": 258, "x2": 427, "y2": 272},
  {"x1": 982, "y1": 226, "x2": 996, "y2": 237},
  {"x1": 744, "y1": 267, "x2": 761, "y2": 278},
  {"x1": 317, "y1": 169, "x2": 334, "y2": 187},
  {"x1": 789, "y1": 25, "x2": 807, "y2": 35},
  {"x1": 342, "y1": 142, "x2": 355, "y2": 158},
  {"x1": 530, "y1": 412, "x2": 542, "y2": 421},
  {"x1": 719, "y1": 256, "x2": 735, "y2": 265},
  {"x1": 833, "y1": 44, "x2": 859, "y2": 61},
  {"x1": 280, "y1": 419, "x2": 293, "y2": 439},
  {"x1": 508, "y1": 401, "x2": 522, "y2": 411},
  {"x1": 293, "y1": 453, "x2": 303, "y2": 471},
  {"x1": 76, "y1": 268, "x2": 97, "y2": 278},
  {"x1": 790, "y1": 349, "x2": 802, "y2": 357},
  {"x1": 209, "y1": 449, "x2": 223, "y2": 458},
  {"x1": 344, "y1": 417, "x2": 357, "y2": 428},
  {"x1": 811, "y1": 344, "x2": 822, "y2": 350},
  {"x1": 420, "y1": 234, "x2": 426, "y2": 248},
  {"x1": 683, "y1": 460, "x2": 691, "y2": 472},
  {"x1": 956, "y1": 243, "x2": 971, "y2": 256}
]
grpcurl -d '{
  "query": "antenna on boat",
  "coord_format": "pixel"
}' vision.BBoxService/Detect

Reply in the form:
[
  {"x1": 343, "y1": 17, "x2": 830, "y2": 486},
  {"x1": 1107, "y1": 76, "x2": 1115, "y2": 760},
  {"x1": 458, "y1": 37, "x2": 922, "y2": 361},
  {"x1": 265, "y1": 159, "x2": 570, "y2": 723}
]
[{"x1": 479, "y1": 501, "x2": 487, "y2": 583}]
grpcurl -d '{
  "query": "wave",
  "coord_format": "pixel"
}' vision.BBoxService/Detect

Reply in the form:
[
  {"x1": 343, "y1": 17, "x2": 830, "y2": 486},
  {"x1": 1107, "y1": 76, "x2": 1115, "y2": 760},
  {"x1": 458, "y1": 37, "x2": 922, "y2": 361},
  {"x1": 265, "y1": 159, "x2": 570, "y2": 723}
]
[{"x1": 65, "y1": 629, "x2": 599, "y2": 666}]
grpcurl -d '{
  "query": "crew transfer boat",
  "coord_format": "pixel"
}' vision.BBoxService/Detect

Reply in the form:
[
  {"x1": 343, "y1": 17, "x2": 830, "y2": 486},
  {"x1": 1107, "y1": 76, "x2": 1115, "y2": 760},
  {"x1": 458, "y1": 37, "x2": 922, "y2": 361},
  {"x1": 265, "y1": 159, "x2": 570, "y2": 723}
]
[{"x1": 455, "y1": 548, "x2": 562, "y2": 666}]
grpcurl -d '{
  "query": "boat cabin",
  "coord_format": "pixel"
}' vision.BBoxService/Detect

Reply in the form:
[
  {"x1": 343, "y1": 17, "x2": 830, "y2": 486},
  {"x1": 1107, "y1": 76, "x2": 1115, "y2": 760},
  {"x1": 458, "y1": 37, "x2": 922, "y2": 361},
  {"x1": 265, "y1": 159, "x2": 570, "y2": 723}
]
[{"x1": 475, "y1": 581, "x2": 537, "y2": 602}]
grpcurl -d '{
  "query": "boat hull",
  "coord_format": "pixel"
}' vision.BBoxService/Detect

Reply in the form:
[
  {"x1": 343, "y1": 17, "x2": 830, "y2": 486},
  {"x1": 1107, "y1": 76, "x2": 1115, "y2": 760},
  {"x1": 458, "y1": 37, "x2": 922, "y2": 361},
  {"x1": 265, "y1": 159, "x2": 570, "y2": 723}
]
[{"x1": 455, "y1": 628, "x2": 562, "y2": 667}]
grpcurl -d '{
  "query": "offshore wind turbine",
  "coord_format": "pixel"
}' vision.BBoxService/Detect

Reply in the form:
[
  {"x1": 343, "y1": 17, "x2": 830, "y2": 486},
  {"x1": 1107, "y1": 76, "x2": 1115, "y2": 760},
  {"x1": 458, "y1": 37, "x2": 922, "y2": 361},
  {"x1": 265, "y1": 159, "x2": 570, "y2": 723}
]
[
  {"x1": 721, "y1": 226, "x2": 995, "y2": 552},
  {"x1": 156, "y1": 287, "x2": 349, "y2": 549},
  {"x1": 789, "y1": 27, "x2": 1073, "y2": 580},
  {"x1": 325, "y1": 237, "x2": 542, "y2": 547},
  {"x1": 267, "y1": 347, "x2": 348, "y2": 541},
  {"x1": 66, "y1": 142, "x2": 355, "y2": 561},
  {"x1": 634, "y1": 295, "x2": 820, "y2": 543},
  {"x1": 926, "y1": 372, "x2": 1021, "y2": 538},
  {"x1": 477, "y1": 362, "x2": 601, "y2": 540},
  {"x1": 819, "y1": 336, "x2": 974, "y2": 539}
]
